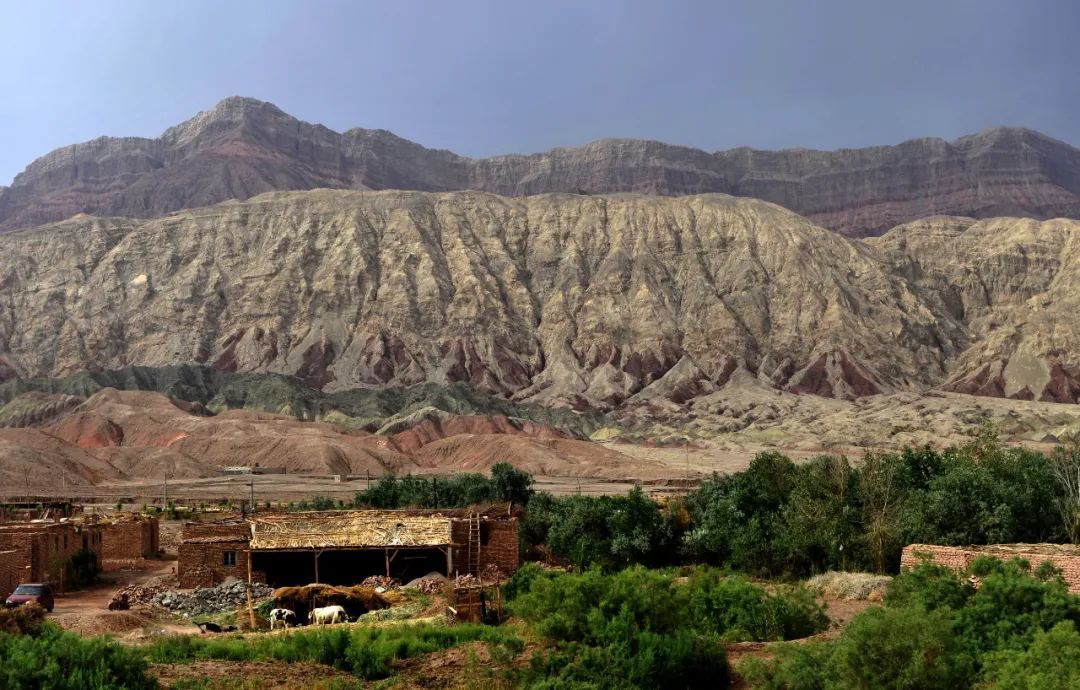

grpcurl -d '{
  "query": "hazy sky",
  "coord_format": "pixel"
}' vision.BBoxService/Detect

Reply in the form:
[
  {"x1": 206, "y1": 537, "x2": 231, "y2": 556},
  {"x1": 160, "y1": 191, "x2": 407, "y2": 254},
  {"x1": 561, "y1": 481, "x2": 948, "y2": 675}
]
[{"x1": 1, "y1": 0, "x2": 1077, "y2": 185}]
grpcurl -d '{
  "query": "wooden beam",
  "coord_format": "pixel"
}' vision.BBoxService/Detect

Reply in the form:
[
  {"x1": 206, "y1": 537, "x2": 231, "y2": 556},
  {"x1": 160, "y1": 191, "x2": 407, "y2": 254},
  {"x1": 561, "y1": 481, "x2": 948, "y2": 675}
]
[
  {"x1": 314, "y1": 550, "x2": 321, "y2": 583},
  {"x1": 246, "y1": 550, "x2": 256, "y2": 630}
]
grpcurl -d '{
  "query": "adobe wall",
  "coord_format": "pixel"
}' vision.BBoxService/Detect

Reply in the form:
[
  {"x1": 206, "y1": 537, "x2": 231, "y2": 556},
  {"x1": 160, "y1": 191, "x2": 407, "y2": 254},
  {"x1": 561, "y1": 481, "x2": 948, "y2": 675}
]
[
  {"x1": 0, "y1": 524, "x2": 102, "y2": 592},
  {"x1": 450, "y1": 518, "x2": 519, "y2": 575},
  {"x1": 901, "y1": 544, "x2": 1080, "y2": 593},
  {"x1": 100, "y1": 519, "x2": 160, "y2": 562},
  {"x1": 0, "y1": 549, "x2": 30, "y2": 600},
  {"x1": 177, "y1": 522, "x2": 253, "y2": 588}
]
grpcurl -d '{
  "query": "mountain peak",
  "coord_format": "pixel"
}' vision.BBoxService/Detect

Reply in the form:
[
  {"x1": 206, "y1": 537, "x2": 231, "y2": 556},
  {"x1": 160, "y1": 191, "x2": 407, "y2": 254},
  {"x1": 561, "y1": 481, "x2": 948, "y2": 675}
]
[{"x1": 1, "y1": 98, "x2": 1078, "y2": 236}]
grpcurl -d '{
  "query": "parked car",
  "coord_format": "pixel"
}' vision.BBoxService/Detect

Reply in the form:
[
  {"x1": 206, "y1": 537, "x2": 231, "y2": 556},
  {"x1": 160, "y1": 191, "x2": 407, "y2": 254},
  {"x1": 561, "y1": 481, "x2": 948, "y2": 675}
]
[{"x1": 4, "y1": 583, "x2": 54, "y2": 612}]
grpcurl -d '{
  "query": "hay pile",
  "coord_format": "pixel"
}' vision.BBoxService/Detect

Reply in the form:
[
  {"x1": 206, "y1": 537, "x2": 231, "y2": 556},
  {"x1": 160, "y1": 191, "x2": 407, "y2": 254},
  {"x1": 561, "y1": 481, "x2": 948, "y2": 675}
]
[
  {"x1": 806, "y1": 571, "x2": 892, "y2": 601},
  {"x1": 272, "y1": 584, "x2": 390, "y2": 621}
]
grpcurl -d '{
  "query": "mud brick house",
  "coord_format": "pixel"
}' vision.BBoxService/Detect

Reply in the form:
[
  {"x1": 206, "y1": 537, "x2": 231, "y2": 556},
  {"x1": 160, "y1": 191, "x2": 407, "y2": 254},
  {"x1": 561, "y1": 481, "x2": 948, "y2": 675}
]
[
  {"x1": 0, "y1": 549, "x2": 27, "y2": 600},
  {"x1": 97, "y1": 516, "x2": 161, "y2": 564},
  {"x1": 0, "y1": 522, "x2": 103, "y2": 593},
  {"x1": 178, "y1": 508, "x2": 519, "y2": 588},
  {"x1": 901, "y1": 543, "x2": 1080, "y2": 593},
  {"x1": 177, "y1": 520, "x2": 254, "y2": 588}
]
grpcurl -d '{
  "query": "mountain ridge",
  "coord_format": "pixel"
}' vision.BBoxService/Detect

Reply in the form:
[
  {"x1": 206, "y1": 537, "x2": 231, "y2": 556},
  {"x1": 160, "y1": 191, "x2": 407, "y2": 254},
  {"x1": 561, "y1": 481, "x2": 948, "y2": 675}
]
[
  {"x1": 2, "y1": 96, "x2": 1078, "y2": 236},
  {"x1": 1, "y1": 188, "x2": 1077, "y2": 411}
]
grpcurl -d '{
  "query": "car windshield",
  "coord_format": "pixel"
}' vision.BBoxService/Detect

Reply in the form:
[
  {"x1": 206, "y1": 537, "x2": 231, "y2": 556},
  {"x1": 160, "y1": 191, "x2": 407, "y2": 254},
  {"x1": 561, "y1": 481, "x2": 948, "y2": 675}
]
[{"x1": 12, "y1": 585, "x2": 45, "y2": 595}]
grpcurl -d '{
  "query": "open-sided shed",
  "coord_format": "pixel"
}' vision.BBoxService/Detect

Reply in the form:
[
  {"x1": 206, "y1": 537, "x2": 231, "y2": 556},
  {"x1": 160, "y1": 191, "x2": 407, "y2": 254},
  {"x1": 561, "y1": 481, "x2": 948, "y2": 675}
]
[{"x1": 248, "y1": 511, "x2": 456, "y2": 587}]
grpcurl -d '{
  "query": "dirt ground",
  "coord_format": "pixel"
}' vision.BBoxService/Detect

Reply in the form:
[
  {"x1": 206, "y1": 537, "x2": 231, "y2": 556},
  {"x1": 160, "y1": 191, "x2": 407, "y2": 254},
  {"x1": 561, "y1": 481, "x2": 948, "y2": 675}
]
[
  {"x1": 49, "y1": 559, "x2": 196, "y2": 638},
  {"x1": 151, "y1": 660, "x2": 360, "y2": 689}
]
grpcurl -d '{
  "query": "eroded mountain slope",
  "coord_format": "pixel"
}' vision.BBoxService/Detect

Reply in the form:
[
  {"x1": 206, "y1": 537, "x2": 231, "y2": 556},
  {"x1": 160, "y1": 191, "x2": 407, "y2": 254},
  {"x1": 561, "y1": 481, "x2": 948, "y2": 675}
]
[{"x1": 0, "y1": 190, "x2": 972, "y2": 407}]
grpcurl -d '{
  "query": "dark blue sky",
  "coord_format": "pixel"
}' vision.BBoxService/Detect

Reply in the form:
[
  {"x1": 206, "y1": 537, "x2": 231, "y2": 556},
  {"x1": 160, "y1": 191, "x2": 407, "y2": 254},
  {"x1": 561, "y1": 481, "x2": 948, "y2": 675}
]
[{"x1": 1, "y1": 0, "x2": 1077, "y2": 185}]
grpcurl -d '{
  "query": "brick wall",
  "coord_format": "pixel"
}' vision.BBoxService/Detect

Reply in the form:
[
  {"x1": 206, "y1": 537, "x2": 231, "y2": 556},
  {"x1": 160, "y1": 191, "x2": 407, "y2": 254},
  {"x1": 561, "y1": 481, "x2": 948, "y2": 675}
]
[
  {"x1": 0, "y1": 549, "x2": 30, "y2": 600},
  {"x1": 177, "y1": 522, "x2": 253, "y2": 588},
  {"x1": 901, "y1": 543, "x2": 1080, "y2": 593},
  {"x1": 0, "y1": 524, "x2": 102, "y2": 592},
  {"x1": 100, "y1": 519, "x2": 160, "y2": 561},
  {"x1": 450, "y1": 518, "x2": 519, "y2": 575}
]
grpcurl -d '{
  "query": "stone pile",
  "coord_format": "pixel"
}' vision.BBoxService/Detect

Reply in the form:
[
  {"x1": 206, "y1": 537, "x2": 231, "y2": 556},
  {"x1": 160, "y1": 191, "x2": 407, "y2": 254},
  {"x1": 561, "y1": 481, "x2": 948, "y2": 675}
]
[{"x1": 152, "y1": 580, "x2": 274, "y2": 616}]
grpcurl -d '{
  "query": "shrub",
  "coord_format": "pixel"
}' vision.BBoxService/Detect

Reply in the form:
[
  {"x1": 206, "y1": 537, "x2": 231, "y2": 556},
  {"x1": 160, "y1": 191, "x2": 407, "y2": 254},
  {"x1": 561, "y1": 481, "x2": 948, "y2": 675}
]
[
  {"x1": 829, "y1": 605, "x2": 975, "y2": 690},
  {"x1": 0, "y1": 622, "x2": 155, "y2": 689},
  {"x1": 952, "y1": 558, "x2": 1080, "y2": 656},
  {"x1": 737, "y1": 642, "x2": 833, "y2": 690},
  {"x1": 685, "y1": 570, "x2": 827, "y2": 641},
  {"x1": 885, "y1": 559, "x2": 973, "y2": 611},
  {"x1": 0, "y1": 602, "x2": 46, "y2": 635},
  {"x1": 982, "y1": 620, "x2": 1080, "y2": 689}
]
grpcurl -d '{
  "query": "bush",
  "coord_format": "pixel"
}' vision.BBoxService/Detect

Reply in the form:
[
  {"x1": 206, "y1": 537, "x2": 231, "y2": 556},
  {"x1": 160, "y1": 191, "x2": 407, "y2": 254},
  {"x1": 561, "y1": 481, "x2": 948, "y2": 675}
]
[
  {"x1": 685, "y1": 570, "x2": 827, "y2": 641},
  {"x1": 951, "y1": 558, "x2": 1080, "y2": 656},
  {"x1": 885, "y1": 559, "x2": 974, "y2": 611},
  {"x1": 0, "y1": 603, "x2": 46, "y2": 635},
  {"x1": 982, "y1": 620, "x2": 1080, "y2": 689},
  {"x1": 0, "y1": 622, "x2": 155, "y2": 689},
  {"x1": 737, "y1": 642, "x2": 833, "y2": 690},
  {"x1": 830, "y1": 605, "x2": 975, "y2": 690},
  {"x1": 65, "y1": 548, "x2": 100, "y2": 589}
]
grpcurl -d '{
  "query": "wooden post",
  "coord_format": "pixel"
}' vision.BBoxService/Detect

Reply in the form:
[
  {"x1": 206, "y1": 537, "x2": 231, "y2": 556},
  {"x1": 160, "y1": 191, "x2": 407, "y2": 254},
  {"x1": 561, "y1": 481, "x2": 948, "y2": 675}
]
[
  {"x1": 246, "y1": 550, "x2": 256, "y2": 630},
  {"x1": 314, "y1": 551, "x2": 321, "y2": 583},
  {"x1": 385, "y1": 548, "x2": 389, "y2": 577},
  {"x1": 444, "y1": 546, "x2": 453, "y2": 577}
]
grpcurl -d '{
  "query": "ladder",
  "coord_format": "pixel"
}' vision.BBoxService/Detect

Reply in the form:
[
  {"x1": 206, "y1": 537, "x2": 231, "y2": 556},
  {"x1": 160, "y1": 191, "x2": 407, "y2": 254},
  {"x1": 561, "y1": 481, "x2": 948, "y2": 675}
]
[{"x1": 467, "y1": 513, "x2": 481, "y2": 575}]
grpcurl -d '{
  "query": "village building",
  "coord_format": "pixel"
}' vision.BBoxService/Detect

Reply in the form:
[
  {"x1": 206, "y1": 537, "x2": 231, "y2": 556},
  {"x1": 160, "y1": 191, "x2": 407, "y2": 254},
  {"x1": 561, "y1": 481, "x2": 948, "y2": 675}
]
[
  {"x1": 95, "y1": 515, "x2": 161, "y2": 565},
  {"x1": 178, "y1": 508, "x2": 519, "y2": 589},
  {"x1": 901, "y1": 543, "x2": 1080, "y2": 593},
  {"x1": 0, "y1": 521, "x2": 104, "y2": 598}
]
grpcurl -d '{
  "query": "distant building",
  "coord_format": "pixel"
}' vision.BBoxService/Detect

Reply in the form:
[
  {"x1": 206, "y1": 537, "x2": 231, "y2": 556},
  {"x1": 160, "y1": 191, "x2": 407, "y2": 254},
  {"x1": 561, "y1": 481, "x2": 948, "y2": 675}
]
[{"x1": 177, "y1": 507, "x2": 519, "y2": 589}]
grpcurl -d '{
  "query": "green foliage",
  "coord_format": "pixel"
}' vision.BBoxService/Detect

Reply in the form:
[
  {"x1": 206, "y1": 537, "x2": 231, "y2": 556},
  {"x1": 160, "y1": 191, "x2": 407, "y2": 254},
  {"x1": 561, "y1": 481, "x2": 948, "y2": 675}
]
[
  {"x1": 65, "y1": 548, "x2": 100, "y2": 589},
  {"x1": 679, "y1": 436, "x2": 1067, "y2": 577},
  {"x1": 508, "y1": 565, "x2": 830, "y2": 687},
  {"x1": 146, "y1": 623, "x2": 521, "y2": 681},
  {"x1": 982, "y1": 621, "x2": 1080, "y2": 690},
  {"x1": 521, "y1": 487, "x2": 675, "y2": 570},
  {"x1": 685, "y1": 570, "x2": 827, "y2": 641},
  {"x1": 830, "y1": 605, "x2": 976, "y2": 690},
  {"x1": 0, "y1": 622, "x2": 155, "y2": 689},
  {"x1": 885, "y1": 559, "x2": 974, "y2": 611},
  {"x1": 952, "y1": 558, "x2": 1080, "y2": 656},
  {"x1": 749, "y1": 557, "x2": 1080, "y2": 689},
  {"x1": 350, "y1": 464, "x2": 534, "y2": 510},
  {"x1": 737, "y1": 642, "x2": 833, "y2": 690}
]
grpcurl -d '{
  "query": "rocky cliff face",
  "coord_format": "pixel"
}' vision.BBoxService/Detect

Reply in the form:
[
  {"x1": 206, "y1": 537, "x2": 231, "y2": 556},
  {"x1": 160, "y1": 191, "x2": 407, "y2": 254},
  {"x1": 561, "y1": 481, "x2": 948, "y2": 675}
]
[
  {"x1": 2, "y1": 189, "x2": 1077, "y2": 407},
  {"x1": 2, "y1": 97, "x2": 1078, "y2": 237}
]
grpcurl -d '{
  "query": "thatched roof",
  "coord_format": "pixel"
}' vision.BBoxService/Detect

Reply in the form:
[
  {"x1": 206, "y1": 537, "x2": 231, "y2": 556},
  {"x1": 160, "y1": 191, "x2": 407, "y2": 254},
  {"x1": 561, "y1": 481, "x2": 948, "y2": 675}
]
[{"x1": 249, "y1": 511, "x2": 453, "y2": 550}]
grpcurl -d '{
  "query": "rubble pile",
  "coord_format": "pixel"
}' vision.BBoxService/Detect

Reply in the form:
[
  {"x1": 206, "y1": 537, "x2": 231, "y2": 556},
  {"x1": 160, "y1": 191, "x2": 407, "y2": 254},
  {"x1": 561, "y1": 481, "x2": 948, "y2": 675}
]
[
  {"x1": 152, "y1": 580, "x2": 274, "y2": 616},
  {"x1": 360, "y1": 575, "x2": 400, "y2": 590},
  {"x1": 107, "y1": 581, "x2": 171, "y2": 611}
]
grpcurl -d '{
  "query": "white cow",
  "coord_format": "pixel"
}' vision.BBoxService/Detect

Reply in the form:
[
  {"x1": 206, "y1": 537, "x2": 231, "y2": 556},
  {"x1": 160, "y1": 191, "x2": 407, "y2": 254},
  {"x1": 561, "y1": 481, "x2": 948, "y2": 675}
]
[
  {"x1": 309, "y1": 605, "x2": 347, "y2": 625},
  {"x1": 269, "y1": 608, "x2": 297, "y2": 630}
]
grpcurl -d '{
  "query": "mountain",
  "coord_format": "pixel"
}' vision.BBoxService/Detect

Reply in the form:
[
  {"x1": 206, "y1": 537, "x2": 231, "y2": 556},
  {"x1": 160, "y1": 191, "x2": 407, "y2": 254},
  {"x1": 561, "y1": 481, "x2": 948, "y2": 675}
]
[
  {"x1": 1, "y1": 97, "x2": 1078, "y2": 237},
  {"x1": 1, "y1": 188, "x2": 1078, "y2": 410}
]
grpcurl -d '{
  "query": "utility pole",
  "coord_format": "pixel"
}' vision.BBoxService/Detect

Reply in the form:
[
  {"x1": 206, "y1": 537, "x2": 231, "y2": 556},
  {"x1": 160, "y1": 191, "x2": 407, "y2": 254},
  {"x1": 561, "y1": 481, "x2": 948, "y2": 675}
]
[
  {"x1": 249, "y1": 475, "x2": 255, "y2": 513},
  {"x1": 163, "y1": 472, "x2": 171, "y2": 510}
]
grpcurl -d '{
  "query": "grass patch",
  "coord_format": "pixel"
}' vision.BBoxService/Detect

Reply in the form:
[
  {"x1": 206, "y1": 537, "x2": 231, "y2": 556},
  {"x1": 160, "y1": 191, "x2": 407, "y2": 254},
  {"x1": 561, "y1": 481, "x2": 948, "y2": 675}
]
[{"x1": 146, "y1": 623, "x2": 523, "y2": 681}]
